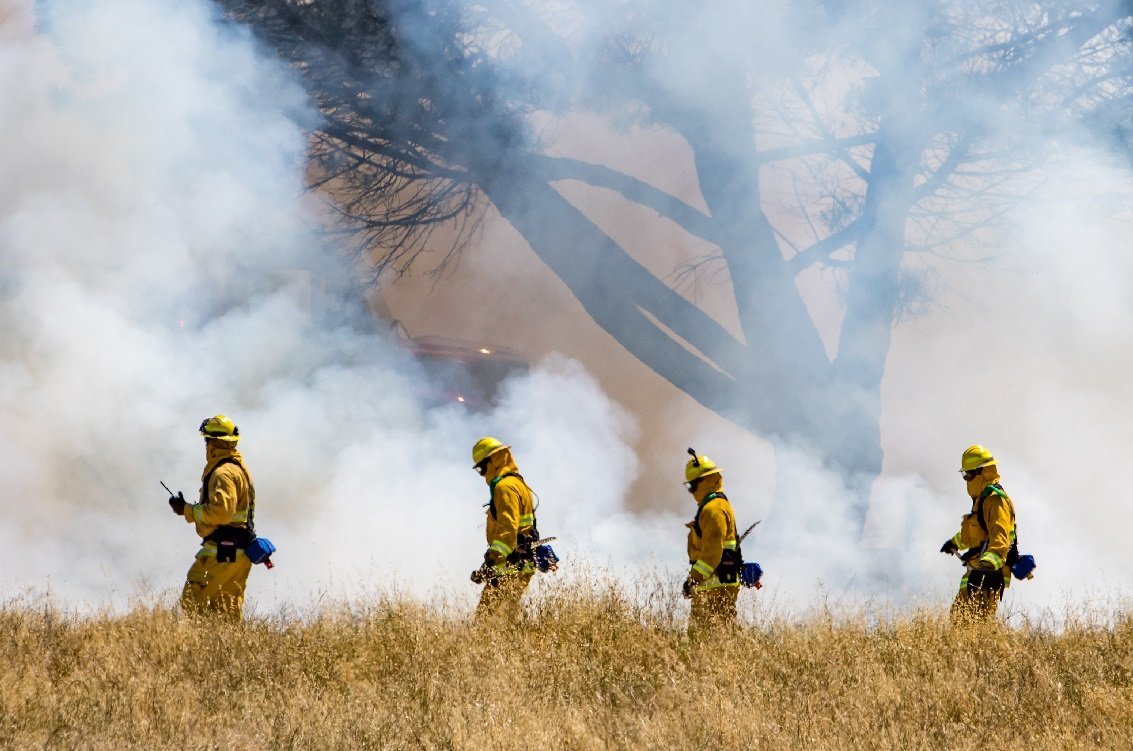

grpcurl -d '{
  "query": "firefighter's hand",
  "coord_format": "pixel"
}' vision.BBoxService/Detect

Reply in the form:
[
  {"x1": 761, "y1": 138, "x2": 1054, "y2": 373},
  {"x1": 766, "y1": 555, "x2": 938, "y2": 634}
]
[
  {"x1": 681, "y1": 577, "x2": 697, "y2": 599},
  {"x1": 940, "y1": 539, "x2": 959, "y2": 555},
  {"x1": 168, "y1": 492, "x2": 186, "y2": 516}
]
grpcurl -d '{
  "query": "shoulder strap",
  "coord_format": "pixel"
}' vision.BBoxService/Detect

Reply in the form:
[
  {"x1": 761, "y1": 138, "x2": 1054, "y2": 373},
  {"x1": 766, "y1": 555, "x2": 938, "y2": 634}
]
[
  {"x1": 202, "y1": 458, "x2": 255, "y2": 532},
  {"x1": 973, "y1": 483, "x2": 1006, "y2": 533},
  {"x1": 487, "y1": 471, "x2": 523, "y2": 520},
  {"x1": 693, "y1": 492, "x2": 728, "y2": 537},
  {"x1": 200, "y1": 457, "x2": 239, "y2": 501}
]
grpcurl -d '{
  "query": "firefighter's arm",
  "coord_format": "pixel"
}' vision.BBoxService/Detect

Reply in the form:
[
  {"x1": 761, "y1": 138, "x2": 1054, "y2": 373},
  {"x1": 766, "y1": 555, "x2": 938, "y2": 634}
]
[
  {"x1": 185, "y1": 469, "x2": 240, "y2": 527},
  {"x1": 485, "y1": 483, "x2": 521, "y2": 565},
  {"x1": 976, "y1": 496, "x2": 1013, "y2": 571},
  {"x1": 689, "y1": 506, "x2": 726, "y2": 583}
]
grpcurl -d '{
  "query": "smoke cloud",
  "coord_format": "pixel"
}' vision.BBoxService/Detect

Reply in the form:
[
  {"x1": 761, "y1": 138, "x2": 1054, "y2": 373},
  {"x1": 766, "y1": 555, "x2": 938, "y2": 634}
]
[
  {"x1": 3, "y1": 0, "x2": 1132, "y2": 626},
  {"x1": 376, "y1": 0, "x2": 1133, "y2": 623},
  {"x1": 0, "y1": 0, "x2": 646, "y2": 615}
]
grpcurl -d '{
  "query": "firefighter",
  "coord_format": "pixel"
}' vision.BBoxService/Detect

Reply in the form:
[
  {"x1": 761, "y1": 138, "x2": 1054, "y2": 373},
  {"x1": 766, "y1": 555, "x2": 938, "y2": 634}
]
[
  {"x1": 682, "y1": 449, "x2": 741, "y2": 635},
  {"x1": 940, "y1": 444, "x2": 1017, "y2": 626},
  {"x1": 168, "y1": 414, "x2": 256, "y2": 620},
  {"x1": 470, "y1": 437, "x2": 547, "y2": 621}
]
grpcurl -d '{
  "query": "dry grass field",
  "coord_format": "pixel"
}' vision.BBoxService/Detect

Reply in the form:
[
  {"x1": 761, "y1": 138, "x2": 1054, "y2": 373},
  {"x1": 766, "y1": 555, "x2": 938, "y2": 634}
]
[{"x1": 2, "y1": 586, "x2": 1131, "y2": 750}]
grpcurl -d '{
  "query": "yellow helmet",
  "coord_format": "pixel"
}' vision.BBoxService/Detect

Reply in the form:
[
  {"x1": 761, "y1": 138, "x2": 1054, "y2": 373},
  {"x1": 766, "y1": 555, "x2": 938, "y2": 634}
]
[
  {"x1": 960, "y1": 444, "x2": 995, "y2": 472},
  {"x1": 684, "y1": 447, "x2": 722, "y2": 484},
  {"x1": 200, "y1": 414, "x2": 240, "y2": 442},
  {"x1": 472, "y1": 436, "x2": 510, "y2": 467}
]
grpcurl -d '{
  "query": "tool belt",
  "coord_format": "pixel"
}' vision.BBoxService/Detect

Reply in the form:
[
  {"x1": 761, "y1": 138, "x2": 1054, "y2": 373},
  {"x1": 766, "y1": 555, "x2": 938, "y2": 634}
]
[
  {"x1": 965, "y1": 567, "x2": 1006, "y2": 593},
  {"x1": 505, "y1": 530, "x2": 539, "y2": 569},
  {"x1": 716, "y1": 548, "x2": 742, "y2": 584},
  {"x1": 961, "y1": 539, "x2": 1018, "y2": 571},
  {"x1": 204, "y1": 525, "x2": 253, "y2": 563}
]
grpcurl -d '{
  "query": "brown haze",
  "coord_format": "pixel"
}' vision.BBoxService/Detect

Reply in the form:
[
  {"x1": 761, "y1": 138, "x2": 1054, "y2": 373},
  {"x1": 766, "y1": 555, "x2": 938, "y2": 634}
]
[{"x1": 376, "y1": 114, "x2": 778, "y2": 519}]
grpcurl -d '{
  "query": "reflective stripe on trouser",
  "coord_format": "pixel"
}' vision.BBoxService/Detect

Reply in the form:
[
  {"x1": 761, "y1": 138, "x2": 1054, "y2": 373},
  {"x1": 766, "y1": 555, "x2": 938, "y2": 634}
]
[
  {"x1": 181, "y1": 547, "x2": 252, "y2": 621},
  {"x1": 694, "y1": 573, "x2": 741, "y2": 591},
  {"x1": 490, "y1": 561, "x2": 536, "y2": 577},
  {"x1": 476, "y1": 572, "x2": 533, "y2": 622},
  {"x1": 689, "y1": 586, "x2": 738, "y2": 636}
]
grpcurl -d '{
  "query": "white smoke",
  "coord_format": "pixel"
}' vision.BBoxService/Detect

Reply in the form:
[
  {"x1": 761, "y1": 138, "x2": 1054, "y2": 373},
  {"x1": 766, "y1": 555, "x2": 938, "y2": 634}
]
[
  {"x1": 0, "y1": 0, "x2": 645, "y2": 615},
  {"x1": 4, "y1": 0, "x2": 1133, "y2": 627},
  {"x1": 877, "y1": 152, "x2": 1133, "y2": 623}
]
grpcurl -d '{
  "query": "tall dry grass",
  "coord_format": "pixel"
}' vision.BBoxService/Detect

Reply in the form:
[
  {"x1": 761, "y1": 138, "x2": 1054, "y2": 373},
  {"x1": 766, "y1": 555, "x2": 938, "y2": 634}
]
[{"x1": 1, "y1": 585, "x2": 1131, "y2": 750}]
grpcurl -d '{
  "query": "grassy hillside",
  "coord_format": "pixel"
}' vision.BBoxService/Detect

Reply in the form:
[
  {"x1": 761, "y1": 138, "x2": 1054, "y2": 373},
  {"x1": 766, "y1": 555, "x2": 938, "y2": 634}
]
[{"x1": 1, "y1": 589, "x2": 1131, "y2": 750}]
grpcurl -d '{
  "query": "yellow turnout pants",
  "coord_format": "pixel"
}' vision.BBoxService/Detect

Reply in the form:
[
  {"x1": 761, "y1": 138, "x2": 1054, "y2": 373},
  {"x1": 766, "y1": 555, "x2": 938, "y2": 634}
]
[
  {"x1": 180, "y1": 547, "x2": 252, "y2": 621},
  {"x1": 476, "y1": 573, "x2": 533, "y2": 622},
  {"x1": 689, "y1": 585, "x2": 739, "y2": 636},
  {"x1": 949, "y1": 568, "x2": 1006, "y2": 627}
]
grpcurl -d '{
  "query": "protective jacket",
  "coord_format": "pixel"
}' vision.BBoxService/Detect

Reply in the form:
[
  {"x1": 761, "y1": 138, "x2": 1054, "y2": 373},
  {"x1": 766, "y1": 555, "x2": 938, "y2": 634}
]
[
  {"x1": 182, "y1": 443, "x2": 254, "y2": 548},
  {"x1": 686, "y1": 474, "x2": 739, "y2": 588},
  {"x1": 483, "y1": 457, "x2": 537, "y2": 576},
  {"x1": 949, "y1": 470, "x2": 1016, "y2": 578}
]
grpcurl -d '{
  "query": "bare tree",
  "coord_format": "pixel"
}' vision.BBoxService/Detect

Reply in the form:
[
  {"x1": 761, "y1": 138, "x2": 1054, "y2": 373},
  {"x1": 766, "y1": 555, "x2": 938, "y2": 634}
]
[{"x1": 221, "y1": 0, "x2": 1133, "y2": 532}]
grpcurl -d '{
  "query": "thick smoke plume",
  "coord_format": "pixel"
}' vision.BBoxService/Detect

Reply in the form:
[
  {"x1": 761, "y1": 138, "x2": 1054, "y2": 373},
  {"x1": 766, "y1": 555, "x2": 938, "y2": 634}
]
[
  {"x1": 0, "y1": 0, "x2": 647, "y2": 614},
  {"x1": 3, "y1": 0, "x2": 1133, "y2": 625}
]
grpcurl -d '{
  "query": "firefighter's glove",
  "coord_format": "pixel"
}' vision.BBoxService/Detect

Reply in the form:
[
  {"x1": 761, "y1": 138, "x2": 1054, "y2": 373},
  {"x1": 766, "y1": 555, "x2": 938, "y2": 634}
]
[
  {"x1": 168, "y1": 492, "x2": 186, "y2": 516},
  {"x1": 681, "y1": 577, "x2": 697, "y2": 599},
  {"x1": 471, "y1": 561, "x2": 495, "y2": 585},
  {"x1": 940, "y1": 538, "x2": 959, "y2": 555}
]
